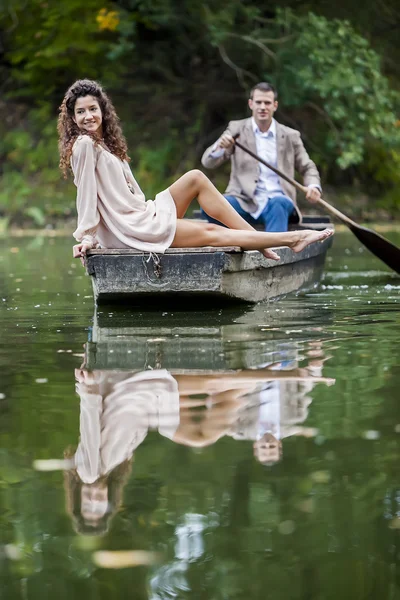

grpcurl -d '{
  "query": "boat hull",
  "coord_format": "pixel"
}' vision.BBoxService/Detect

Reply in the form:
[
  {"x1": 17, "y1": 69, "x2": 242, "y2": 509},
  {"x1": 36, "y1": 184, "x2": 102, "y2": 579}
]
[{"x1": 86, "y1": 235, "x2": 333, "y2": 306}]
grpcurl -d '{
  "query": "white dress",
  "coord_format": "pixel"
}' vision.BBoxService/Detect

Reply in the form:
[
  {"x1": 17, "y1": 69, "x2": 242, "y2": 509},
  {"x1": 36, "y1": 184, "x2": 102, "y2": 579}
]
[
  {"x1": 74, "y1": 369, "x2": 180, "y2": 484},
  {"x1": 71, "y1": 135, "x2": 177, "y2": 252}
]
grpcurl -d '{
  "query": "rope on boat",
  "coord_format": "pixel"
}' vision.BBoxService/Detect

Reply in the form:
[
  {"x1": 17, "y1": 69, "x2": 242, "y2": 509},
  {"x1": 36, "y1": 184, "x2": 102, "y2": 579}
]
[
  {"x1": 142, "y1": 251, "x2": 162, "y2": 280},
  {"x1": 145, "y1": 342, "x2": 163, "y2": 370}
]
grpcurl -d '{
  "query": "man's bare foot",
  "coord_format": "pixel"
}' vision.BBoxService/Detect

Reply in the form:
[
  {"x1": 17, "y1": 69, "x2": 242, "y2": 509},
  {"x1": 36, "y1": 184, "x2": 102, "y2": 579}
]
[
  {"x1": 261, "y1": 248, "x2": 280, "y2": 261},
  {"x1": 291, "y1": 228, "x2": 333, "y2": 253}
]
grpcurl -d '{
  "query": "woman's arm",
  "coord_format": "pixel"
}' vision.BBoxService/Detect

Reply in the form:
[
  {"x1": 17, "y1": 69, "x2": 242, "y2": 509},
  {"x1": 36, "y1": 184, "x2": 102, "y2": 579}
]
[
  {"x1": 74, "y1": 369, "x2": 104, "y2": 484},
  {"x1": 71, "y1": 136, "x2": 101, "y2": 256}
]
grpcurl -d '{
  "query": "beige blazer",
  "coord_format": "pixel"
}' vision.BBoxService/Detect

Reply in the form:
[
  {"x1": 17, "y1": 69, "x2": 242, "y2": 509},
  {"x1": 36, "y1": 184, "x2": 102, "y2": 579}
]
[{"x1": 201, "y1": 118, "x2": 321, "y2": 222}]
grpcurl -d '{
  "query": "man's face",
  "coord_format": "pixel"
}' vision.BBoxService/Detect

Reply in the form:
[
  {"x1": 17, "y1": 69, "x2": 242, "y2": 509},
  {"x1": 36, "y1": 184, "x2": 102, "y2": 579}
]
[
  {"x1": 253, "y1": 434, "x2": 282, "y2": 465},
  {"x1": 248, "y1": 90, "x2": 277, "y2": 125}
]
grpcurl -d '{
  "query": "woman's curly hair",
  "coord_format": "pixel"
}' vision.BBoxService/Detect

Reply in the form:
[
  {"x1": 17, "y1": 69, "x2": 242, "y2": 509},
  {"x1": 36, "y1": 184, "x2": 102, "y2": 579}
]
[{"x1": 58, "y1": 79, "x2": 130, "y2": 177}]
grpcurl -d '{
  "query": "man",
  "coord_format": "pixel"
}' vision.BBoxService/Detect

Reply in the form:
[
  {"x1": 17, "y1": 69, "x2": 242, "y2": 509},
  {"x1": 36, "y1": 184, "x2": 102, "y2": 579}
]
[
  {"x1": 231, "y1": 376, "x2": 321, "y2": 466},
  {"x1": 201, "y1": 82, "x2": 322, "y2": 232}
]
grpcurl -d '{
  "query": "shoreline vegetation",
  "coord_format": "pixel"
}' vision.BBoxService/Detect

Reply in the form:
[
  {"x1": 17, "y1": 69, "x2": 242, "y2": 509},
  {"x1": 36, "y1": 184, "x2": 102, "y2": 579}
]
[
  {"x1": 0, "y1": 184, "x2": 398, "y2": 237},
  {"x1": 1, "y1": 3, "x2": 400, "y2": 228}
]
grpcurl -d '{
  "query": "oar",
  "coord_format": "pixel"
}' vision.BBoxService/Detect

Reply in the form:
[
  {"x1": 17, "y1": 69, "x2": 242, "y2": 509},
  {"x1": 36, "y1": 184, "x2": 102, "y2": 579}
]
[{"x1": 233, "y1": 136, "x2": 400, "y2": 274}]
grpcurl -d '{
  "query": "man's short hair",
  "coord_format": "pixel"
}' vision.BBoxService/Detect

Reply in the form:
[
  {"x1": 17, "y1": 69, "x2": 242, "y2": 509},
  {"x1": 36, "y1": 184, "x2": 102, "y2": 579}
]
[{"x1": 249, "y1": 82, "x2": 278, "y2": 100}]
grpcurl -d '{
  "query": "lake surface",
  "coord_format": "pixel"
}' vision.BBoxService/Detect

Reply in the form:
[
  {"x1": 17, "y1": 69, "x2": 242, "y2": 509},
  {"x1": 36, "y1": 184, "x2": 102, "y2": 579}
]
[{"x1": 1, "y1": 231, "x2": 399, "y2": 600}]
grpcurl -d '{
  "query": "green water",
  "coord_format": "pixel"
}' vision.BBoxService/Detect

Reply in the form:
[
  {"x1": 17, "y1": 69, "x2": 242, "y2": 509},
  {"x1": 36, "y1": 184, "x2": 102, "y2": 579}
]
[{"x1": 0, "y1": 232, "x2": 399, "y2": 600}]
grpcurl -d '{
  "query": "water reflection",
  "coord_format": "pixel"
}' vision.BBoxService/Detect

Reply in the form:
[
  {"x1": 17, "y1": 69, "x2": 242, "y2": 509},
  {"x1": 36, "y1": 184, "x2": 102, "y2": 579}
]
[
  {"x1": 66, "y1": 341, "x2": 333, "y2": 536},
  {"x1": 2, "y1": 233, "x2": 400, "y2": 599},
  {"x1": 85, "y1": 300, "x2": 336, "y2": 372}
]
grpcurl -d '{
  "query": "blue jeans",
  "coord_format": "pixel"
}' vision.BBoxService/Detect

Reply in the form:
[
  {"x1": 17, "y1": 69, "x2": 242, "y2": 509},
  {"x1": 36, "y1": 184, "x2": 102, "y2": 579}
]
[{"x1": 201, "y1": 194, "x2": 297, "y2": 232}]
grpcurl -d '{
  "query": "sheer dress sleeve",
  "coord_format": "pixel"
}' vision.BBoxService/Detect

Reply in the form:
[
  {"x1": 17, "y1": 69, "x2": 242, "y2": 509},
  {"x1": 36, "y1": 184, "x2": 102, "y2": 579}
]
[
  {"x1": 74, "y1": 380, "x2": 103, "y2": 484},
  {"x1": 71, "y1": 136, "x2": 101, "y2": 248}
]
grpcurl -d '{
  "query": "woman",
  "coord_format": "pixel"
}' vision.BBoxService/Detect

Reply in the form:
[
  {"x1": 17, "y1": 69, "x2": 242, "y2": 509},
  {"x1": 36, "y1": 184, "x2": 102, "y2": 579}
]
[
  {"x1": 65, "y1": 367, "x2": 180, "y2": 535},
  {"x1": 58, "y1": 79, "x2": 332, "y2": 262}
]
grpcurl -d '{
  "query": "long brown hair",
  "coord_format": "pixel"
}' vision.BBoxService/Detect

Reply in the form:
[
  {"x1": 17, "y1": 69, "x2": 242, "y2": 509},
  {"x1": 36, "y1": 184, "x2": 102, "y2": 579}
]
[
  {"x1": 63, "y1": 453, "x2": 132, "y2": 536},
  {"x1": 57, "y1": 79, "x2": 130, "y2": 177}
]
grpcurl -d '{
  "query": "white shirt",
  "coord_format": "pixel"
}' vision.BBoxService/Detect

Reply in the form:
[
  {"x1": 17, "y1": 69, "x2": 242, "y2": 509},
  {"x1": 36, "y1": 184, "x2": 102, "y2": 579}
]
[
  {"x1": 74, "y1": 370, "x2": 180, "y2": 484},
  {"x1": 210, "y1": 118, "x2": 319, "y2": 219},
  {"x1": 250, "y1": 118, "x2": 286, "y2": 218},
  {"x1": 209, "y1": 118, "x2": 288, "y2": 219},
  {"x1": 257, "y1": 382, "x2": 281, "y2": 440}
]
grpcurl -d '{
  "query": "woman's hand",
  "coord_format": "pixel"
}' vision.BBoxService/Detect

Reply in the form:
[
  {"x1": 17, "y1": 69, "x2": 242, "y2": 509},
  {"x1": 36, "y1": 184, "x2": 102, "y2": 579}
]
[{"x1": 73, "y1": 242, "x2": 92, "y2": 266}]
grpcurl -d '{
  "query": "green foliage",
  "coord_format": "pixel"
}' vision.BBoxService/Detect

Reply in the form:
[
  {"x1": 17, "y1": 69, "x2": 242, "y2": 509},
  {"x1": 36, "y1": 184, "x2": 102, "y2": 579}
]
[
  {"x1": 0, "y1": 114, "x2": 73, "y2": 224},
  {"x1": 0, "y1": 0, "x2": 123, "y2": 99},
  {"x1": 207, "y1": 8, "x2": 400, "y2": 170},
  {"x1": 275, "y1": 11, "x2": 400, "y2": 169},
  {"x1": 1, "y1": 0, "x2": 400, "y2": 223}
]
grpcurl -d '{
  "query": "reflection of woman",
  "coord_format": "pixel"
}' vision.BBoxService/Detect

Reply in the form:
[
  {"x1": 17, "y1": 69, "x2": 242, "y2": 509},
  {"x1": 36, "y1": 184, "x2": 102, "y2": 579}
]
[
  {"x1": 65, "y1": 369, "x2": 180, "y2": 535},
  {"x1": 65, "y1": 366, "x2": 333, "y2": 533},
  {"x1": 57, "y1": 79, "x2": 332, "y2": 264}
]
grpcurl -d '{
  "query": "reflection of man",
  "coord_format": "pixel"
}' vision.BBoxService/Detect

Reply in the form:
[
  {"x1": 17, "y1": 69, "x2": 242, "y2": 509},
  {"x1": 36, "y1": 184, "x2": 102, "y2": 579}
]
[
  {"x1": 231, "y1": 373, "x2": 326, "y2": 466},
  {"x1": 201, "y1": 82, "x2": 321, "y2": 232}
]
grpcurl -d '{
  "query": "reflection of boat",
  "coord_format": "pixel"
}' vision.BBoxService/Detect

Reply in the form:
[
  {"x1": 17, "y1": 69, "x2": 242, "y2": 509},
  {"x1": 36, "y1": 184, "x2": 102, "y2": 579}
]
[
  {"x1": 85, "y1": 300, "x2": 334, "y2": 372},
  {"x1": 86, "y1": 222, "x2": 333, "y2": 306}
]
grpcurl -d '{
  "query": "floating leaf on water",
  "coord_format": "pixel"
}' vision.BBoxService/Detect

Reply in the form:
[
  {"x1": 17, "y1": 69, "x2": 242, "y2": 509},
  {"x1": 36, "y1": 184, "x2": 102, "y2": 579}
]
[
  {"x1": 93, "y1": 550, "x2": 159, "y2": 569},
  {"x1": 310, "y1": 470, "x2": 331, "y2": 484},
  {"x1": 363, "y1": 430, "x2": 380, "y2": 440},
  {"x1": 297, "y1": 498, "x2": 315, "y2": 513},
  {"x1": 389, "y1": 518, "x2": 400, "y2": 530},
  {"x1": 278, "y1": 520, "x2": 296, "y2": 535},
  {"x1": 4, "y1": 545, "x2": 22, "y2": 560},
  {"x1": 33, "y1": 459, "x2": 74, "y2": 471},
  {"x1": 74, "y1": 536, "x2": 102, "y2": 551}
]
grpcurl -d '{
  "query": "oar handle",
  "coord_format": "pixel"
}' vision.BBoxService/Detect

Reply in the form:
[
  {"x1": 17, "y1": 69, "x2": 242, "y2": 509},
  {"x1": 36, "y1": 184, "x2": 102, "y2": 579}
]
[
  {"x1": 234, "y1": 137, "x2": 307, "y2": 194},
  {"x1": 233, "y1": 135, "x2": 358, "y2": 228},
  {"x1": 315, "y1": 197, "x2": 357, "y2": 226}
]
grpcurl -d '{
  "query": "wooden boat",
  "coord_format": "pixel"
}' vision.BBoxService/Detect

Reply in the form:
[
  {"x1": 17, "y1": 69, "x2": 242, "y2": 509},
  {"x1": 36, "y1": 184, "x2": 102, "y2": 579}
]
[
  {"x1": 85, "y1": 300, "x2": 335, "y2": 371},
  {"x1": 85, "y1": 217, "x2": 333, "y2": 306}
]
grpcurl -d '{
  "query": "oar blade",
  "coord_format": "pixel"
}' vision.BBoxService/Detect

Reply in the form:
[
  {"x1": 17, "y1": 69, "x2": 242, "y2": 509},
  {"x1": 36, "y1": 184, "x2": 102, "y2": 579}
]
[{"x1": 349, "y1": 224, "x2": 400, "y2": 274}]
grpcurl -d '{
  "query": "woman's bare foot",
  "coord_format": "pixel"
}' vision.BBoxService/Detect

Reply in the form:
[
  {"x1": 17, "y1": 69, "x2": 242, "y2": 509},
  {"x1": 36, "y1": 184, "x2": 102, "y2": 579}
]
[
  {"x1": 291, "y1": 228, "x2": 333, "y2": 253},
  {"x1": 261, "y1": 248, "x2": 280, "y2": 261}
]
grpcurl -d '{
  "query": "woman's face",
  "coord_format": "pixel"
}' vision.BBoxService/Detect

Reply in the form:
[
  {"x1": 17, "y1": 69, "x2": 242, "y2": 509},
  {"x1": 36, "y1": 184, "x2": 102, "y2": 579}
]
[
  {"x1": 73, "y1": 95, "x2": 103, "y2": 137},
  {"x1": 81, "y1": 483, "x2": 108, "y2": 522}
]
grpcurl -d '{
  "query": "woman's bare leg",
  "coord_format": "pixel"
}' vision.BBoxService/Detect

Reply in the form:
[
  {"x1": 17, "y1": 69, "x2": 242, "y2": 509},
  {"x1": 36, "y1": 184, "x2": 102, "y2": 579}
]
[
  {"x1": 168, "y1": 170, "x2": 332, "y2": 256},
  {"x1": 169, "y1": 170, "x2": 259, "y2": 230},
  {"x1": 170, "y1": 219, "x2": 333, "y2": 253}
]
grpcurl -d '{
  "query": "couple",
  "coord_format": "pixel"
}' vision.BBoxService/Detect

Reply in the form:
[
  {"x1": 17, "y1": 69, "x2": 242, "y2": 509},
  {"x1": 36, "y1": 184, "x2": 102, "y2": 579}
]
[
  {"x1": 66, "y1": 364, "x2": 333, "y2": 534},
  {"x1": 58, "y1": 79, "x2": 332, "y2": 264}
]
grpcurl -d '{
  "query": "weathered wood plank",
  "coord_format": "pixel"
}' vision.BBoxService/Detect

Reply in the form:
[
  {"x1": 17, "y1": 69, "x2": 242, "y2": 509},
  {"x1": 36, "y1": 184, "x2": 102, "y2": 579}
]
[{"x1": 88, "y1": 246, "x2": 241, "y2": 256}]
